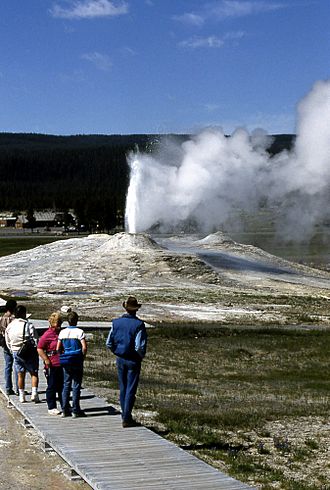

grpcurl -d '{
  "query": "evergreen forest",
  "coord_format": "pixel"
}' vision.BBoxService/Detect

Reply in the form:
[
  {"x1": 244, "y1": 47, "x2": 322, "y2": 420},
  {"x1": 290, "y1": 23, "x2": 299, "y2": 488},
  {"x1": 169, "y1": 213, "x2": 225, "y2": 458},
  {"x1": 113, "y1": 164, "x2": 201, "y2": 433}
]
[{"x1": 0, "y1": 132, "x2": 294, "y2": 232}]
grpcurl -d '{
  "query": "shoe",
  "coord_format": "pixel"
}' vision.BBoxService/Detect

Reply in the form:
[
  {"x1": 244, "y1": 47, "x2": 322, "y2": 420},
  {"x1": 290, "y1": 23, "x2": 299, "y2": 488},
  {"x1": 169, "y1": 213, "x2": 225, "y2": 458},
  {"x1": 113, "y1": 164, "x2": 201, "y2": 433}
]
[
  {"x1": 72, "y1": 411, "x2": 87, "y2": 418},
  {"x1": 6, "y1": 389, "x2": 16, "y2": 396},
  {"x1": 48, "y1": 408, "x2": 61, "y2": 415},
  {"x1": 31, "y1": 394, "x2": 40, "y2": 403},
  {"x1": 19, "y1": 395, "x2": 26, "y2": 403},
  {"x1": 122, "y1": 419, "x2": 140, "y2": 428},
  {"x1": 61, "y1": 411, "x2": 71, "y2": 418}
]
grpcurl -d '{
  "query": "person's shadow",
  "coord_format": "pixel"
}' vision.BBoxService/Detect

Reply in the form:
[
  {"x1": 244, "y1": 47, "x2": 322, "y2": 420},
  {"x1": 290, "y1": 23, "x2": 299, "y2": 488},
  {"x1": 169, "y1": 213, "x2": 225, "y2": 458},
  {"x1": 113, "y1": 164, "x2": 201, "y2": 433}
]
[{"x1": 81, "y1": 405, "x2": 120, "y2": 417}]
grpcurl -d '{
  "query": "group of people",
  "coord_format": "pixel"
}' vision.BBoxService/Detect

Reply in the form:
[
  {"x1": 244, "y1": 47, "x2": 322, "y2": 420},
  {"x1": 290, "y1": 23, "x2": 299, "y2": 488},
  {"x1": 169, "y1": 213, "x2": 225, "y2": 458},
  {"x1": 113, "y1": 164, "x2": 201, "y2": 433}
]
[{"x1": 0, "y1": 296, "x2": 147, "y2": 427}]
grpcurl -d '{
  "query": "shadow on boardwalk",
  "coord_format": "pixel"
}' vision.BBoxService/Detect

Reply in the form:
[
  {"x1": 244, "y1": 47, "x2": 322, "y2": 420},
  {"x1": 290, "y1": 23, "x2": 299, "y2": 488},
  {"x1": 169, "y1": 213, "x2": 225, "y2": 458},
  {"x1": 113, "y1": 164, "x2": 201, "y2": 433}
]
[{"x1": 0, "y1": 356, "x2": 254, "y2": 489}]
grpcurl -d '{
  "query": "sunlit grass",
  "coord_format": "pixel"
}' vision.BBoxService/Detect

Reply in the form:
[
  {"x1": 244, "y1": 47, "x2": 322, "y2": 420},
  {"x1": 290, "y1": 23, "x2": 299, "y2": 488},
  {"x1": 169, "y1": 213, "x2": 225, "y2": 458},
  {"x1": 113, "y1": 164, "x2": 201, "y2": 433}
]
[{"x1": 84, "y1": 326, "x2": 330, "y2": 488}]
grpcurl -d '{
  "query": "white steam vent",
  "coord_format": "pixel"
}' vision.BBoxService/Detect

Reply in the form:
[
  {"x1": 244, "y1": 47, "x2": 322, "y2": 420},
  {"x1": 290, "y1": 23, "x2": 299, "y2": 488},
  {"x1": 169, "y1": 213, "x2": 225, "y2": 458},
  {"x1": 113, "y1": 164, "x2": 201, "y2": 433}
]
[{"x1": 125, "y1": 80, "x2": 330, "y2": 242}]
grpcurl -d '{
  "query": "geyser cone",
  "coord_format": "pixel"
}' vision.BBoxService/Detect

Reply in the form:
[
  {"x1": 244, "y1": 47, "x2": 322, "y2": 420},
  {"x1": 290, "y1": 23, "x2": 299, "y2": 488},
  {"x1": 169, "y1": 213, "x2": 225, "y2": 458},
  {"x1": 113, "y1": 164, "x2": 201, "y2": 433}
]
[{"x1": 98, "y1": 232, "x2": 164, "y2": 253}]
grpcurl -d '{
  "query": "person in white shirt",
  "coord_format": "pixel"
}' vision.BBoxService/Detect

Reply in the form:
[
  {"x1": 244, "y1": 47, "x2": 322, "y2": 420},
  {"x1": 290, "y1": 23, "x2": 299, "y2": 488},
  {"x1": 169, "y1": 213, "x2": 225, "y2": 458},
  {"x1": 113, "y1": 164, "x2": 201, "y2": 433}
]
[{"x1": 5, "y1": 305, "x2": 39, "y2": 403}]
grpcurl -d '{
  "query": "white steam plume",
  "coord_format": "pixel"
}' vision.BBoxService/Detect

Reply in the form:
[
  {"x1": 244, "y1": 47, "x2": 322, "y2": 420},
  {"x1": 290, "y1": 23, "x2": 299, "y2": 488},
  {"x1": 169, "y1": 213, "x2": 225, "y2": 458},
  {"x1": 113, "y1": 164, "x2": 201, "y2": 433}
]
[{"x1": 125, "y1": 80, "x2": 330, "y2": 240}]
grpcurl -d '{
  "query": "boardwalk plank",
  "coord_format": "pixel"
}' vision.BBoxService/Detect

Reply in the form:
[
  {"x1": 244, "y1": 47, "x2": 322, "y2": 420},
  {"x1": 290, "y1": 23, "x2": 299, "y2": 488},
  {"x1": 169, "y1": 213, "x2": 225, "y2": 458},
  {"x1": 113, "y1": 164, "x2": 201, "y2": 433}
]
[{"x1": 0, "y1": 355, "x2": 254, "y2": 489}]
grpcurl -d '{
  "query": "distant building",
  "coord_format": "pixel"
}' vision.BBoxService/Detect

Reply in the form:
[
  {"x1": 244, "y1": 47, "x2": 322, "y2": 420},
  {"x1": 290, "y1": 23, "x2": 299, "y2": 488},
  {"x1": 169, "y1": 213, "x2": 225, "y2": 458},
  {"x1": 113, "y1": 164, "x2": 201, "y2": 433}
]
[
  {"x1": 16, "y1": 211, "x2": 56, "y2": 229},
  {"x1": 15, "y1": 215, "x2": 27, "y2": 229},
  {"x1": 15, "y1": 210, "x2": 76, "y2": 229},
  {"x1": 0, "y1": 215, "x2": 17, "y2": 227},
  {"x1": 54, "y1": 211, "x2": 75, "y2": 227},
  {"x1": 34, "y1": 211, "x2": 57, "y2": 228}
]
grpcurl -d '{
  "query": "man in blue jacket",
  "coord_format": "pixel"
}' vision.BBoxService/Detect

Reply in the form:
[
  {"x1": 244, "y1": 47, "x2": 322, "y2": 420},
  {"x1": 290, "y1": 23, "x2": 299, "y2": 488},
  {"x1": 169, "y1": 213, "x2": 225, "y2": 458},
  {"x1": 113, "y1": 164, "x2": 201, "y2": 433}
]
[{"x1": 106, "y1": 296, "x2": 147, "y2": 428}]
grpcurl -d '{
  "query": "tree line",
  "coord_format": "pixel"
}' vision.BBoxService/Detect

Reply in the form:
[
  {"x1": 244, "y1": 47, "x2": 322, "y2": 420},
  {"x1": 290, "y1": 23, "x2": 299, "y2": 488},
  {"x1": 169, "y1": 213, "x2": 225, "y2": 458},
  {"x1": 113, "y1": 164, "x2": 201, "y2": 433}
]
[
  {"x1": 0, "y1": 133, "x2": 157, "y2": 231},
  {"x1": 0, "y1": 133, "x2": 294, "y2": 232}
]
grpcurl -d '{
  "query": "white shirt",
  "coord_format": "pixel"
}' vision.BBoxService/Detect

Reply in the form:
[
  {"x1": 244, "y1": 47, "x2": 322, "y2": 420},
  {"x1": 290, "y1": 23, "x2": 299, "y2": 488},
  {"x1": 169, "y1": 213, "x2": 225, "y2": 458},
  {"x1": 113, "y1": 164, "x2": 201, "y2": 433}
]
[{"x1": 5, "y1": 318, "x2": 38, "y2": 352}]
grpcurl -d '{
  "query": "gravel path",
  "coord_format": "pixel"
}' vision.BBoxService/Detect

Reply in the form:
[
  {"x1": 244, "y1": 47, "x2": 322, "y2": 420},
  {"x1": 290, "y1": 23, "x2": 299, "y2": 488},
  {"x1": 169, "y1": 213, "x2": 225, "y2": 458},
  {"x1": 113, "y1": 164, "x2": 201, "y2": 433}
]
[{"x1": 0, "y1": 395, "x2": 90, "y2": 489}]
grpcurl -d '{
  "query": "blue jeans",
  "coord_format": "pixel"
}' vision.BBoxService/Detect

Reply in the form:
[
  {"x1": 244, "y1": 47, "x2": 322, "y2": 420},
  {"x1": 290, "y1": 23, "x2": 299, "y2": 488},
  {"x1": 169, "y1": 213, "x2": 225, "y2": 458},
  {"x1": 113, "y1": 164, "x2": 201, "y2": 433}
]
[
  {"x1": 62, "y1": 364, "x2": 83, "y2": 414},
  {"x1": 116, "y1": 357, "x2": 141, "y2": 422},
  {"x1": 3, "y1": 348, "x2": 18, "y2": 392},
  {"x1": 45, "y1": 366, "x2": 63, "y2": 410}
]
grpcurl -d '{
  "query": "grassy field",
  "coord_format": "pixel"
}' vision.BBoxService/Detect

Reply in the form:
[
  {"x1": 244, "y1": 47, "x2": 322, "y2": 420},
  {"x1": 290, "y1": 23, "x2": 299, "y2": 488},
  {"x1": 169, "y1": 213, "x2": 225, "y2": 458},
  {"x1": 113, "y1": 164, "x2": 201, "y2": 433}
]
[
  {"x1": 1, "y1": 232, "x2": 330, "y2": 488},
  {"x1": 84, "y1": 325, "x2": 330, "y2": 489},
  {"x1": 0, "y1": 236, "x2": 67, "y2": 257}
]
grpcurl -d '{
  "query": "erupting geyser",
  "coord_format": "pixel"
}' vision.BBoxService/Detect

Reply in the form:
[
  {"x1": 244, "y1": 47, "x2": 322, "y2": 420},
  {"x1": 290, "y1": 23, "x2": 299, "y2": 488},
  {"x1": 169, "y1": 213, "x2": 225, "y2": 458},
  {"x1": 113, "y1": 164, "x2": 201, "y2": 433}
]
[
  {"x1": 125, "y1": 80, "x2": 330, "y2": 240},
  {"x1": 124, "y1": 158, "x2": 140, "y2": 234}
]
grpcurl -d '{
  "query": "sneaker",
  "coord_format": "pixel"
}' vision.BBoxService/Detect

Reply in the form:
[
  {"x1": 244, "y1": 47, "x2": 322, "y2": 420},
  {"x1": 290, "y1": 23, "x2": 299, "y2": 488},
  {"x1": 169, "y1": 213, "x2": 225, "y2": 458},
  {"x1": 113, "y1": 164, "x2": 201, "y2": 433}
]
[
  {"x1": 48, "y1": 408, "x2": 61, "y2": 416},
  {"x1": 122, "y1": 419, "x2": 140, "y2": 428},
  {"x1": 61, "y1": 411, "x2": 71, "y2": 418},
  {"x1": 6, "y1": 389, "x2": 16, "y2": 396},
  {"x1": 72, "y1": 411, "x2": 87, "y2": 418},
  {"x1": 19, "y1": 394, "x2": 26, "y2": 403},
  {"x1": 31, "y1": 394, "x2": 40, "y2": 403}
]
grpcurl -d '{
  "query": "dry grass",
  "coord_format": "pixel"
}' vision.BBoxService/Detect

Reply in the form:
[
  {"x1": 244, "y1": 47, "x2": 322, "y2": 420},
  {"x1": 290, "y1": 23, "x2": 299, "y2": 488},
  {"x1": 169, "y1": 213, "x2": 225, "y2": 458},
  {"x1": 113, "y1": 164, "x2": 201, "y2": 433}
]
[{"x1": 84, "y1": 324, "x2": 330, "y2": 489}]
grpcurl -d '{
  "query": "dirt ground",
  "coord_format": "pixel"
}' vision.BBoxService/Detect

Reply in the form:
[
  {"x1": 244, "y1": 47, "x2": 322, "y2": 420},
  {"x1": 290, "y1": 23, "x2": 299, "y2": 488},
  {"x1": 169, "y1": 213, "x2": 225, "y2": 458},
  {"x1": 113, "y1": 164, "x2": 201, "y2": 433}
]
[{"x1": 0, "y1": 396, "x2": 90, "y2": 490}]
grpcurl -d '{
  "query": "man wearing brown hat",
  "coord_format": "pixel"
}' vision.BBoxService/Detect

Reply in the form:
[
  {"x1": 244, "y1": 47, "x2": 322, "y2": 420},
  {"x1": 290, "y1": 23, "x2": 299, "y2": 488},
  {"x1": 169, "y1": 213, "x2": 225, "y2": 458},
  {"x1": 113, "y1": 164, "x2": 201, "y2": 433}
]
[{"x1": 106, "y1": 296, "x2": 147, "y2": 428}]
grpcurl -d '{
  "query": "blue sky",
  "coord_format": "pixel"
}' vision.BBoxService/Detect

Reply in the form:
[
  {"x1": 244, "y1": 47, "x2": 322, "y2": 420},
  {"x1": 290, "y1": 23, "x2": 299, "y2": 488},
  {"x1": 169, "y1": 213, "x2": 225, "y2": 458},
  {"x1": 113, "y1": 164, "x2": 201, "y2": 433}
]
[{"x1": 0, "y1": 0, "x2": 329, "y2": 135}]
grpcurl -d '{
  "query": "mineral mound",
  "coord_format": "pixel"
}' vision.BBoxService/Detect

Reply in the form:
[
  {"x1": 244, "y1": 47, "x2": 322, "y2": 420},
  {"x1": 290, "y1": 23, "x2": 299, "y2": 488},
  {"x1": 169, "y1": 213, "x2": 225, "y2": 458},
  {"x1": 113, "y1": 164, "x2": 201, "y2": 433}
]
[
  {"x1": 98, "y1": 232, "x2": 164, "y2": 254},
  {"x1": 194, "y1": 231, "x2": 235, "y2": 246}
]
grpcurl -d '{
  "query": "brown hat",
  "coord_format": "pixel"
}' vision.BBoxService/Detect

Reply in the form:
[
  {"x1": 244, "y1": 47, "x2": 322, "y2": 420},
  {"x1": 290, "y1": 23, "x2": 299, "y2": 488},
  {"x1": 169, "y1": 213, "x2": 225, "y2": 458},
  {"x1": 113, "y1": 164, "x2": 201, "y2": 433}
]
[{"x1": 123, "y1": 296, "x2": 141, "y2": 311}]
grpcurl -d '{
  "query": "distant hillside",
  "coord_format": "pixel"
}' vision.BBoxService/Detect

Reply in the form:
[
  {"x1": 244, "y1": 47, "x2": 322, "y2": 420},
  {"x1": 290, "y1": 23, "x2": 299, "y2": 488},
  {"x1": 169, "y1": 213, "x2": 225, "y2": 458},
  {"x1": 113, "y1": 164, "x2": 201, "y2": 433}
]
[
  {"x1": 0, "y1": 132, "x2": 295, "y2": 231},
  {"x1": 267, "y1": 134, "x2": 295, "y2": 155},
  {"x1": 0, "y1": 132, "x2": 160, "y2": 150},
  {"x1": 0, "y1": 132, "x2": 295, "y2": 151}
]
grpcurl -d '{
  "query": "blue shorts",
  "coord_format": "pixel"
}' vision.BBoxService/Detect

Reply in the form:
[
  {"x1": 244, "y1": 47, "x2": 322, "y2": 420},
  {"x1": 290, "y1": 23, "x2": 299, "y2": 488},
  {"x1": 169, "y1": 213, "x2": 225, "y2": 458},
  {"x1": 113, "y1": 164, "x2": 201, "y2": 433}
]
[{"x1": 13, "y1": 352, "x2": 39, "y2": 375}]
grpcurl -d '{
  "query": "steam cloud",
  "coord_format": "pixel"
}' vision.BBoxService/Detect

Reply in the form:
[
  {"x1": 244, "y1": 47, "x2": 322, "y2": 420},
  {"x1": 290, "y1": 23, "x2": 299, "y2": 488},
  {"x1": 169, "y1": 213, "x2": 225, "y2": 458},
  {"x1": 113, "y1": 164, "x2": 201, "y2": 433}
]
[{"x1": 125, "y1": 80, "x2": 330, "y2": 241}]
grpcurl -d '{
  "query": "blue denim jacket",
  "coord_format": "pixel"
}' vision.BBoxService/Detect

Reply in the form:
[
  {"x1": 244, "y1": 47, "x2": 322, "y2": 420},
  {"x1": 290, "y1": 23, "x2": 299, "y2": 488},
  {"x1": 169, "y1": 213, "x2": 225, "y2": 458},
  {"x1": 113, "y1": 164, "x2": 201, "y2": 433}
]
[{"x1": 106, "y1": 314, "x2": 147, "y2": 361}]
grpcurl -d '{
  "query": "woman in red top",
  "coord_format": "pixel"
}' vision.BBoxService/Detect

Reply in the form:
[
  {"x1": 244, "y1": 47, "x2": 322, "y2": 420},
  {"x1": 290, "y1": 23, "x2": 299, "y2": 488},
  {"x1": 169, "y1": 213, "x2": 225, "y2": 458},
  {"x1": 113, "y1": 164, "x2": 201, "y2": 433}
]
[{"x1": 37, "y1": 312, "x2": 63, "y2": 415}]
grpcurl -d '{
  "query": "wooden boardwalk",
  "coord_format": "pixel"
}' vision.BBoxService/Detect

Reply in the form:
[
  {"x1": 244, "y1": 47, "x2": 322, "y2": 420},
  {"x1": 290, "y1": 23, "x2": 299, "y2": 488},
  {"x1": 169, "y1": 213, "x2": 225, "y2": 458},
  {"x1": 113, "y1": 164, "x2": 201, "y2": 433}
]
[{"x1": 0, "y1": 355, "x2": 254, "y2": 489}]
